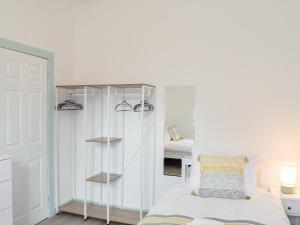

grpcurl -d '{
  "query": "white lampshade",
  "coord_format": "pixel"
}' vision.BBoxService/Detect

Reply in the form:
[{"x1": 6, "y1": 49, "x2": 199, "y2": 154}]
[{"x1": 281, "y1": 162, "x2": 297, "y2": 187}]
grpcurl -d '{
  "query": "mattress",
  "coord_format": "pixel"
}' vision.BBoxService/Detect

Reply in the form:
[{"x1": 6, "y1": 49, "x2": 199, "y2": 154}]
[
  {"x1": 164, "y1": 139, "x2": 194, "y2": 152},
  {"x1": 148, "y1": 184, "x2": 290, "y2": 225}
]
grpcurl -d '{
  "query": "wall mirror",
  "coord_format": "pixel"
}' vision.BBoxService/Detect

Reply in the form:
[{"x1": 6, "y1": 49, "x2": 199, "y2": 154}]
[{"x1": 163, "y1": 86, "x2": 195, "y2": 178}]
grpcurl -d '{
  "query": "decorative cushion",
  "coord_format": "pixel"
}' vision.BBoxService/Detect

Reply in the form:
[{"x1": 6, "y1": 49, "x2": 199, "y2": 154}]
[
  {"x1": 198, "y1": 155, "x2": 248, "y2": 199},
  {"x1": 168, "y1": 127, "x2": 182, "y2": 141}
]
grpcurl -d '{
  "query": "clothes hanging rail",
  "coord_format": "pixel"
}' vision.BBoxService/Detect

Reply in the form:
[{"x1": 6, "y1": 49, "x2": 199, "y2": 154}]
[{"x1": 55, "y1": 84, "x2": 156, "y2": 225}]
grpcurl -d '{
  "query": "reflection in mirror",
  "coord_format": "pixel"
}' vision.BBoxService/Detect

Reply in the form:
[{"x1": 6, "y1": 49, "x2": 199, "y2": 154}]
[{"x1": 164, "y1": 86, "x2": 195, "y2": 178}]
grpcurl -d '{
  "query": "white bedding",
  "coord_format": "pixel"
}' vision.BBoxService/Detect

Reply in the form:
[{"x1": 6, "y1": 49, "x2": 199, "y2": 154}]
[
  {"x1": 149, "y1": 184, "x2": 290, "y2": 225},
  {"x1": 164, "y1": 139, "x2": 194, "y2": 152}
]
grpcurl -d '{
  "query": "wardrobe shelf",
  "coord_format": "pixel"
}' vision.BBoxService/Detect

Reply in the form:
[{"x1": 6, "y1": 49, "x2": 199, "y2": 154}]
[
  {"x1": 86, "y1": 137, "x2": 122, "y2": 143},
  {"x1": 86, "y1": 172, "x2": 122, "y2": 183},
  {"x1": 60, "y1": 200, "x2": 146, "y2": 225}
]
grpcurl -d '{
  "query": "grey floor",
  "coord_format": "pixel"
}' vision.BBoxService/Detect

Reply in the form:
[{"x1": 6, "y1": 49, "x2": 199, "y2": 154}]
[{"x1": 38, "y1": 213, "x2": 123, "y2": 225}]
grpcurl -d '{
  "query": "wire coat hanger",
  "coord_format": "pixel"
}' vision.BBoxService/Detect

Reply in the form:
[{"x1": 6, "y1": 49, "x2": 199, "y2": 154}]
[
  {"x1": 115, "y1": 99, "x2": 133, "y2": 112},
  {"x1": 133, "y1": 100, "x2": 154, "y2": 112},
  {"x1": 57, "y1": 100, "x2": 83, "y2": 111}
]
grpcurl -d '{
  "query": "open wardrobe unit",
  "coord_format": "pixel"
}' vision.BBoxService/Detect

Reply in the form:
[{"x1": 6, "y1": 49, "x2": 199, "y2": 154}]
[{"x1": 54, "y1": 84, "x2": 156, "y2": 224}]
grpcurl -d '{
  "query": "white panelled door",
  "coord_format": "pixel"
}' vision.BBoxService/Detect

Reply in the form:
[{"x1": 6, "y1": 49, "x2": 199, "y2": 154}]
[{"x1": 0, "y1": 47, "x2": 49, "y2": 225}]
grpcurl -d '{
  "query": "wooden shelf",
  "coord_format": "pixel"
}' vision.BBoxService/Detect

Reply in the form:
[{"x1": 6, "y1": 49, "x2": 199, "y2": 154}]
[
  {"x1": 86, "y1": 137, "x2": 122, "y2": 143},
  {"x1": 60, "y1": 200, "x2": 146, "y2": 225},
  {"x1": 86, "y1": 172, "x2": 121, "y2": 183}
]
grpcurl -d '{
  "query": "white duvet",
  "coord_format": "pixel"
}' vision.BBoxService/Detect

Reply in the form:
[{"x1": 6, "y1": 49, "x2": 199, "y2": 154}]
[
  {"x1": 164, "y1": 139, "x2": 194, "y2": 152},
  {"x1": 149, "y1": 184, "x2": 290, "y2": 225}
]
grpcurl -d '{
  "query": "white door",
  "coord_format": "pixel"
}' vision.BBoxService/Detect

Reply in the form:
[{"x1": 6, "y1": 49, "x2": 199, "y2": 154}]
[{"x1": 0, "y1": 47, "x2": 49, "y2": 225}]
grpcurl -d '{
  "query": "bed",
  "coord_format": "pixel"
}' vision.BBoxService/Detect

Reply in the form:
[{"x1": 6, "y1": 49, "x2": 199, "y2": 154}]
[
  {"x1": 164, "y1": 139, "x2": 194, "y2": 159},
  {"x1": 139, "y1": 183, "x2": 290, "y2": 225}
]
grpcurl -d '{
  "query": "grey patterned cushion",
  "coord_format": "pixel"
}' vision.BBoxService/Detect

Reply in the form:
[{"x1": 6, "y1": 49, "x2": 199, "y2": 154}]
[{"x1": 198, "y1": 155, "x2": 248, "y2": 199}]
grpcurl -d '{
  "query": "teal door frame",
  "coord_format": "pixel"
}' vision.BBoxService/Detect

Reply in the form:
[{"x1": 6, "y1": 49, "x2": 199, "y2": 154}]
[{"x1": 0, "y1": 37, "x2": 55, "y2": 216}]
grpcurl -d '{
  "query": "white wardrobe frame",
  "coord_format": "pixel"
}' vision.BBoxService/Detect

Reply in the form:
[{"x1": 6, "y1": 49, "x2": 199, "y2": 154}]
[{"x1": 55, "y1": 84, "x2": 156, "y2": 224}]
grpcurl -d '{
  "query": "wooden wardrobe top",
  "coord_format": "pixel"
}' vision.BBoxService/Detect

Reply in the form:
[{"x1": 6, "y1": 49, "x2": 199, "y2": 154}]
[{"x1": 56, "y1": 83, "x2": 156, "y2": 89}]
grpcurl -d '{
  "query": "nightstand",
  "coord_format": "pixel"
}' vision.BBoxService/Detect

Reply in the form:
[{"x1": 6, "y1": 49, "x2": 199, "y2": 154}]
[{"x1": 272, "y1": 188, "x2": 300, "y2": 225}]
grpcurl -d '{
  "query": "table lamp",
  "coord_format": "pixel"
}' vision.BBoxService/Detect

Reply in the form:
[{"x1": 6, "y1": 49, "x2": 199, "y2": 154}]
[{"x1": 281, "y1": 162, "x2": 297, "y2": 194}]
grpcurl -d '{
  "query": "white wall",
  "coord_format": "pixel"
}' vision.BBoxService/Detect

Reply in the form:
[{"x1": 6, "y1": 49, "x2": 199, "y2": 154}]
[
  {"x1": 0, "y1": 0, "x2": 76, "y2": 84},
  {"x1": 3, "y1": 0, "x2": 300, "y2": 203},
  {"x1": 72, "y1": 0, "x2": 300, "y2": 194},
  {"x1": 165, "y1": 86, "x2": 195, "y2": 139}
]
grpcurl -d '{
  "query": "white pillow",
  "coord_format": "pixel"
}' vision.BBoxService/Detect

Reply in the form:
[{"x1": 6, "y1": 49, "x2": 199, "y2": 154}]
[
  {"x1": 257, "y1": 162, "x2": 271, "y2": 191},
  {"x1": 188, "y1": 149, "x2": 258, "y2": 194},
  {"x1": 164, "y1": 130, "x2": 171, "y2": 141},
  {"x1": 244, "y1": 155, "x2": 258, "y2": 194}
]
